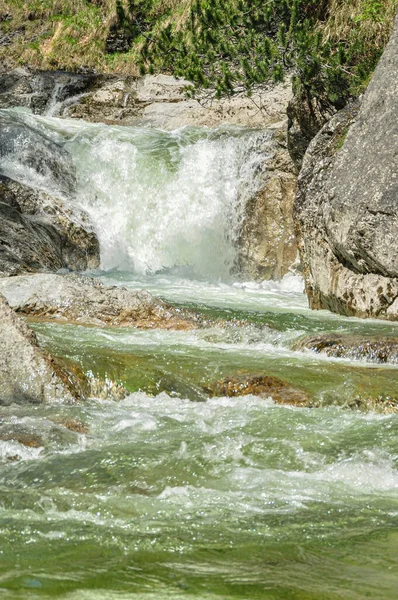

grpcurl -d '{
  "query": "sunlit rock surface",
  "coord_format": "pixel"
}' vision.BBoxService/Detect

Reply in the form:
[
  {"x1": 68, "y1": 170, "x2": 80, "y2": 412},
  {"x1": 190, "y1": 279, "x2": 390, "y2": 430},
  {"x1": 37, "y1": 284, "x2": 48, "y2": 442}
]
[
  {"x1": 295, "y1": 15, "x2": 398, "y2": 320},
  {"x1": 0, "y1": 292, "x2": 77, "y2": 404},
  {"x1": 294, "y1": 333, "x2": 398, "y2": 364},
  {"x1": 0, "y1": 273, "x2": 199, "y2": 329}
]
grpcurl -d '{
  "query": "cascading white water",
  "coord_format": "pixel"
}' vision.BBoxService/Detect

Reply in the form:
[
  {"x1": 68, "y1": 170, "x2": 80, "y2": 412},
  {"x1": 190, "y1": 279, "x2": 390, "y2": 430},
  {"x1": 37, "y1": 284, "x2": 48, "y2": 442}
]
[
  {"x1": 66, "y1": 124, "x2": 273, "y2": 278},
  {"x1": 1, "y1": 109, "x2": 274, "y2": 279}
]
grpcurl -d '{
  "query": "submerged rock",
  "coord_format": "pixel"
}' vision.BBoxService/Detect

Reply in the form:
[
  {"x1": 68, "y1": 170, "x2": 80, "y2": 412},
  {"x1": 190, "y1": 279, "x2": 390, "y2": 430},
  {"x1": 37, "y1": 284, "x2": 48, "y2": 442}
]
[
  {"x1": 294, "y1": 333, "x2": 398, "y2": 364},
  {"x1": 295, "y1": 14, "x2": 398, "y2": 320},
  {"x1": 0, "y1": 176, "x2": 100, "y2": 275},
  {"x1": 0, "y1": 273, "x2": 198, "y2": 329},
  {"x1": 0, "y1": 292, "x2": 79, "y2": 404},
  {"x1": 205, "y1": 374, "x2": 311, "y2": 407}
]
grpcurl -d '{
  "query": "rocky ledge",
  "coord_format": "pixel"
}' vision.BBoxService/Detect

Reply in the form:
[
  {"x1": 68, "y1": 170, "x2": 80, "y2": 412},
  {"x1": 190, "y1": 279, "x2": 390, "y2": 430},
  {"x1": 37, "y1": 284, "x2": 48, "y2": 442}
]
[
  {"x1": 294, "y1": 333, "x2": 398, "y2": 364},
  {"x1": 0, "y1": 110, "x2": 100, "y2": 275},
  {"x1": 295, "y1": 14, "x2": 398, "y2": 320},
  {"x1": 0, "y1": 292, "x2": 80, "y2": 405},
  {"x1": 0, "y1": 273, "x2": 199, "y2": 329}
]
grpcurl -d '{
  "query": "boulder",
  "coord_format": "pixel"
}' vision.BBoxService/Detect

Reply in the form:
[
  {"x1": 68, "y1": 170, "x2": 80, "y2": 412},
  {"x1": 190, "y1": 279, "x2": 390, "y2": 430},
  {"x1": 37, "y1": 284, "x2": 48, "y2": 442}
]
[
  {"x1": 295, "y1": 14, "x2": 398, "y2": 320},
  {"x1": 0, "y1": 292, "x2": 78, "y2": 404},
  {"x1": 294, "y1": 333, "x2": 398, "y2": 364},
  {"x1": 204, "y1": 374, "x2": 311, "y2": 407},
  {"x1": 0, "y1": 273, "x2": 199, "y2": 329},
  {"x1": 0, "y1": 109, "x2": 76, "y2": 197},
  {"x1": 0, "y1": 176, "x2": 100, "y2": 275}
]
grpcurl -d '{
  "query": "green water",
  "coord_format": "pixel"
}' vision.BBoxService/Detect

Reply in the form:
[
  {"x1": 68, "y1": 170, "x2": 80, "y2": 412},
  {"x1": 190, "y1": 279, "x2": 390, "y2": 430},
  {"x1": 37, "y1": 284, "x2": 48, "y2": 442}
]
[
  {"x1": 2, "y1": 277, "x2": 398, "y2": 600},
  {"x1": 1, "y1": 111, "x2": 398, "y2": 598}
]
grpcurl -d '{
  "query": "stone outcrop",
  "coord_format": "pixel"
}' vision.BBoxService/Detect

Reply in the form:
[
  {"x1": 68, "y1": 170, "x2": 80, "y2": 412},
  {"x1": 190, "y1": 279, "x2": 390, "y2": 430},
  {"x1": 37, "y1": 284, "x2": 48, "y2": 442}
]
[
  {"x1": 0, "y1": 273, "x2": 199, "y2": 329},
  {"x1": 0, "y1": 68, "x2": 99, "y2": 115},
  {"x1": 0, "y1": 109, "x2": 76, "y2": 196},
  {"x1": 294, "y1": 333, "x2": 398, "y2": 364},
  {"x1": 204, "y1": 374, "x2": 311, "y2": 407},
  {"x1": 295, "y1": 14, "x2": 398, "y2": 320},
  {"x1": 236, "y1": 126, "x2": 298, "y2": 280},
  {"x1": 0, "y1": 292, "x2": 79, "y2": 404},
  {"x1": 0, "y1": 68, "x2": 292, "y2": 129},
  {"x1": 0, "y1": 176, "x2": 100, "y2": 275},
  {"x1": 0, "y1": 109, "x2": 100, "y2": 274}
]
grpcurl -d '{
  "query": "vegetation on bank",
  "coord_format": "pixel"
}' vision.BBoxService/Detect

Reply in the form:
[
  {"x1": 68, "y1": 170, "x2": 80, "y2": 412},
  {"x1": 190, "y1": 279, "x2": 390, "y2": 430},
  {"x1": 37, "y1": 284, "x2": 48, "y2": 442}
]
[{"x1": 1, "y1": 0, "x2": 397, "y2": 108}]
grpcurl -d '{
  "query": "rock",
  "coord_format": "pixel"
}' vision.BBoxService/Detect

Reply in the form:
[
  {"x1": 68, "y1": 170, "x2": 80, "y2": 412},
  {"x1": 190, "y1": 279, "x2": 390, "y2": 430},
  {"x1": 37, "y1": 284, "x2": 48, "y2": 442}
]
[
  {"x1": 1, "y1": 68, "x2": 292, "y2": 129},
  {"x1": 204, "y1": 374, "x2": 311, "y2": 407},
  {"x1": 294, "y1": 333, "x2": 398, "y2": 364},
  {"x1": 0, "y1": 175, "x2": 100, "y2": 275},
  {"x1": 0, "y1": 273, "x2": 198, "y2": 329},
  {"x1": 295, "y1": 13, "x2": 398, "y2": 321},
  {"x1": 0, "y1": 292, "x2": 80, "y2": 404},
  {"x1": 0, "y1": 68, "x2": 99, "y2": 115},
  {"x1": 236, "y1": 126, "x2": 298, "y2": 280},
  {"x1": 0, "y1": 109, "x2": 76, "y2": 197}
]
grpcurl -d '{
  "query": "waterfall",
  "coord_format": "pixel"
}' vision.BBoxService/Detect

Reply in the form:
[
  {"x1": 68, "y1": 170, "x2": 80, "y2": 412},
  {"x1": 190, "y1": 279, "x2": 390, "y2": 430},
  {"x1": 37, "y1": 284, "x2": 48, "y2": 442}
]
[{"x1": 0, "y1": 109, "x2": 273, "y2": 279}]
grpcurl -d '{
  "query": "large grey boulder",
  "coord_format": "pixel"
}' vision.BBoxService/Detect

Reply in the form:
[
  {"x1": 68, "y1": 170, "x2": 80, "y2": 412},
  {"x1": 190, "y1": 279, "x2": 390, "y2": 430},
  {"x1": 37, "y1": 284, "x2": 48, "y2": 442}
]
[
  {"x1": 0, "y1": 176, "x2": 100, "y2": 275},
  {"x1": 0, "y1": 293, "x2": 78, "y2": 405},
  {"x1": 295, "y1": 14, "x2": 398, "y2": 320}
]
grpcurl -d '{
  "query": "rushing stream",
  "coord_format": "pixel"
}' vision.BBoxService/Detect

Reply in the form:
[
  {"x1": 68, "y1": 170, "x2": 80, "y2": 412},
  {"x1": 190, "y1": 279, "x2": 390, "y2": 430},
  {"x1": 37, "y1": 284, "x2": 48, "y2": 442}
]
[{"x1": 1, "y1": 109, "x2": 398, "y2": 599}]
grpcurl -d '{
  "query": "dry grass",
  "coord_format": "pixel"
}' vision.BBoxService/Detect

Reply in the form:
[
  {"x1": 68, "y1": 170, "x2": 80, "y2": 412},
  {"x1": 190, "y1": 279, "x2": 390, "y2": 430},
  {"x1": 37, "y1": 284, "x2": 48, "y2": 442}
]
[
  {"x1": 1, "y1": 0, "x2": 397, "y2": 80},
  {"x1": 322, "y1": 0, "x2": 398, "y2": 46}
]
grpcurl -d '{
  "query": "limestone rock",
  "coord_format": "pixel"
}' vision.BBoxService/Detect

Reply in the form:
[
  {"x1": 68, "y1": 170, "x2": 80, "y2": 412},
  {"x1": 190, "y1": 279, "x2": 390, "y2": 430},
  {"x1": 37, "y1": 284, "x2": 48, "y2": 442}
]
[
  {"x1": 0, "y1": 292, "x2": 78, "y2": 404},
  {"x1": 295, "y1": 15, "x2": 398, "y2": 320},
  {"x1": 0, "y1": 109, "x2": 76, "y2": 197},
  {"x1": 204, "y1": 374, "x2": 311, "y2": 407},
  {"x1": 236, "y1": 126, "x2": 298, "y2": 280},
  {"x1": 1, "y1": 68, "x2": 292, "y2": 129},
  {"x1": 0, "y1": 273, "x2": 198, "y2": 329},
  {"x1": 294, "y1": 333, "x2": 398, "y2": 364},
  {"x1": 0, "y1": 68, "x2": 99, "y2": 115},
  {"x1": 0, "y1": 176, "x2": 100, "y2": 275}
]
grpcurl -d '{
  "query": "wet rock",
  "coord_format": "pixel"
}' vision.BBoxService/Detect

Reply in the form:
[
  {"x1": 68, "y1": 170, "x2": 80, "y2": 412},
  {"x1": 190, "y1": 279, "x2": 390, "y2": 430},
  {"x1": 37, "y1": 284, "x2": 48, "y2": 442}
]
[
  {"x1": 0, "y1": 68, "x2": 99, "y2": 115},
  {"x1": 0, "y1": 176, "x2": 100, "y2": 275},
  {"x1": 205, "y1": 374, "x2": 311, "y2": 407},
  {"x1": 0, "y1": 293, "x2": 80, "y2": 404},
  {"x1": 236, "y1": 126, "x2": 298, "y2": 280},
  {"x1": 346, "y1": 395, "x2": 398, "y2": 414},
  {"x1": 0, "y1": 109, "x2": 76, "y2": 197},
  {"x1": 52, "y1": 418, "x2": 89, "y2": 434},
  {"x1": 295, "y1": 15, "x2": 398, "y2": 320},
  {"x1": 0, "y1": 273, "x2": 198, "y2": 329},
  {"x1": 294, "y1": 333, "x2": 398, "y2": 364}
]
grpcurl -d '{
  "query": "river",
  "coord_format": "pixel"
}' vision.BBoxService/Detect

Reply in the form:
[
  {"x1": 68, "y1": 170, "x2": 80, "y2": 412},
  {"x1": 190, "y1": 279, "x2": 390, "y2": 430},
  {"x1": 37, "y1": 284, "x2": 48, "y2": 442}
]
[{"x1": 1, "y1": 110, "x2": 398, "y2": 599}]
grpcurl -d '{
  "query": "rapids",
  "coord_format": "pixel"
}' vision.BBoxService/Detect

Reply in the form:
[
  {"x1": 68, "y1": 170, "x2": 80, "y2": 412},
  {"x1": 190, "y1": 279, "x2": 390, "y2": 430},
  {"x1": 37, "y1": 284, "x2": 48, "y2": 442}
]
[{"x1": 1, "y1": 109, "x2": 398, "y2": 599}]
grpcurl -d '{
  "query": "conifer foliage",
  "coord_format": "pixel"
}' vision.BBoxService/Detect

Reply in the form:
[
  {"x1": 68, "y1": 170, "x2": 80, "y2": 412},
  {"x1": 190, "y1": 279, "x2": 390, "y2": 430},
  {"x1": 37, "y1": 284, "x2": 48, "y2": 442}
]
[{"x1": 115, "y1": 0, "x2": 396, "y2": 108}]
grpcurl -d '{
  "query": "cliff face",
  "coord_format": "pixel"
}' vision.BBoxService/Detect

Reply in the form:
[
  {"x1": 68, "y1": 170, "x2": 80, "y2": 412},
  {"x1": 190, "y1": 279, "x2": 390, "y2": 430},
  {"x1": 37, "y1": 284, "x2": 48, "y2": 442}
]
[{"x1": 295, "y1": 14, "x2": 398, "y2": 320}]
